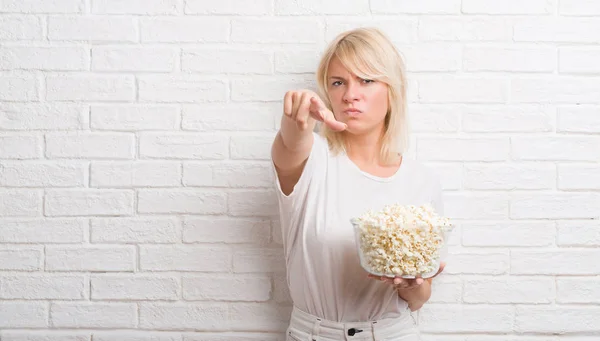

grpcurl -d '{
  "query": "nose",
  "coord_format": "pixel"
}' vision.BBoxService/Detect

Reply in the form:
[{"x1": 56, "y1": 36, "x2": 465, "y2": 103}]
[{"x1": 342, "y1": 82, "x2": 360, "y2": 103}]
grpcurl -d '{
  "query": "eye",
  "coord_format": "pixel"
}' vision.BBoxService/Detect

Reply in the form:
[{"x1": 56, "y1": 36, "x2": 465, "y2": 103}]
[
  {"x1": 332, "y1": 81, "x2": 343, "y2": 86},
  {"x1": 362, "y1": 78, "x2": 375, "y2": 84}
]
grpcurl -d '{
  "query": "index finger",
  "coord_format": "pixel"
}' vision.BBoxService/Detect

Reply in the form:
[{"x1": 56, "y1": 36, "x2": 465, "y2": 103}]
[{"x1": 283, "y1": 92, "x2": 293, "y2": 116}]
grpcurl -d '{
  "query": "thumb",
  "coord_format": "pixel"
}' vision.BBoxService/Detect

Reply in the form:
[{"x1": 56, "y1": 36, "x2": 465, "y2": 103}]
[{"x1": 309, "y1": 97, "x2": 347, "y2": 131}]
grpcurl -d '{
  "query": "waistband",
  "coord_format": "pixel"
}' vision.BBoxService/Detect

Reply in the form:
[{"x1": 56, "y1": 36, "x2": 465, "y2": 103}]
[{"x1": 288, "y1": 306, "x2": 417, "y2": 340}]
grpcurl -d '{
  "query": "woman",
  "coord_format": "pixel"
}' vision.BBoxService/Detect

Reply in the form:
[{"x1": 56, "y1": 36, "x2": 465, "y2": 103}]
[{"x1": 271, "y1": 27, "x2": 446, "y2": 341}]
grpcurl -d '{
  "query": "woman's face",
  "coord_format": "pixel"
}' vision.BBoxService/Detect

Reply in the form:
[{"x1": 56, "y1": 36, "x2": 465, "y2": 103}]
[{"x1": 326, "y1": 56, "x2": 390, "y2": 135}]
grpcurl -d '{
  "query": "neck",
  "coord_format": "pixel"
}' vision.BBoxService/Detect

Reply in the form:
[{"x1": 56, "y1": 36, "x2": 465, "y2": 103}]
[{"x1": 344, "y1": 128, "x2": 385, "y2": 166}]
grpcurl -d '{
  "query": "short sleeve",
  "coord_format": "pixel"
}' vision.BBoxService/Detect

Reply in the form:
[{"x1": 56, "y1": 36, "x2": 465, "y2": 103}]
[{"x1": 270, "y1": 132, "x2": 328, "y2": 214}]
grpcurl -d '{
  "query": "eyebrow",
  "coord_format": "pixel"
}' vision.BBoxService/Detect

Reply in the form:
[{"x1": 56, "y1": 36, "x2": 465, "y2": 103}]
[{"x1": 328, "y1": 76, "x2": 347, "y2": 81}]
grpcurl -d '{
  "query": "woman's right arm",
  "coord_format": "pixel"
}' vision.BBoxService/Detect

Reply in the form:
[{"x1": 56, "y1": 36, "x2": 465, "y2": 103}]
[{"x1": 271, "y1": 90, "x2": 346, "y2": 196}]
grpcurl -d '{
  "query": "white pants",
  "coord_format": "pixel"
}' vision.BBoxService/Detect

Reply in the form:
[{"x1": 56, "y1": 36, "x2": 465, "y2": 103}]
[{"x1": 286, "y1": 306, "x2": 420, "y2": 341}]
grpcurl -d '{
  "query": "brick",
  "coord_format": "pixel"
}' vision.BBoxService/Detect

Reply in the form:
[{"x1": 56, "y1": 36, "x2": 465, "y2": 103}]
[
  {"x1": 410, "y1": 105, "x2": 459, "y2": 133},
  {"x1": 511, "y1": 193, "x2": 600, "y2": 219},
  {"x1": 0, "y1": 46, "x2": 88, "y2": 71},
  {"x1": 462, "y1": 0, "x2": 553, "y2": 14},
  {"x1": 0, "y1": 218, "x2": 86, "y2": 243},
  {"x1": 45, "y1": 246, "x2": 135, "y2": 272},
  {"x1": 232, "y1": 19, "x2": 321, "y2": 43},
  {"x1": 182, "y1": 49, "x2": 272, "y2": 74},
  {"x1": 229, "y1": 190, "x2": 278, "y2": 217},
  {"x1": 0, "y1": 189, "x2": 41, "y2": 217},
  {"x1": 464, "y1": 164, "x2": 555, "y2": 190},
  {"x1": 91, "y1": 104, "x2": 179, "y2": 131},
  {"x1": 511, "y1": 78, "x2": 600, "y2": 104},
  {"x1": 276, "y1": 0, "x2": 369, "y2": 15},
  {"x1": 230, "y1": 134, "x2": 275, "y2": 160},
  {"x1": 91, "y1": 161, "x2": 181, "y2": 188},
  {"x1": 183, "y1": 217, "x2": 270, "y2": 244},
  {"x1": 0, "y1": 246, "x2": 42, "y2": 271},
  {"x1": 0, "y1": 16, "x2": 43, "y2": 40},
  {"x1": 462, "y1": 105, "x2": 554, "y2": 132},
  {"x1": 0, "y1": 103, "x2": 86, "y2": 130},
  {"x1": 462, "y1": 221, "x2": 555, "y2": 247},
  {"x1": 419, "y1": 17, "x2": 512, "y2": 42},
  {"x1": 91, "y1": 275, "x2": 179, "y2": 300},
  {"x1": 557, "y1": 221, "x2": 600, "y2": 246},
  {"x1": 51, "y1": 302, "x2": 136, "y2": 328},
  {"x1": 231, "y1": 75, "x2": 314, "y2": 102},
  {"x1": 0, "y1": 134, "x2": 41, "y2": 159},
  {"x1": 272, "y1": 273, "x2": 291, "y2": 304},
  {"x1": 94, "y1": 333, "x2": 179, "y2": 341},
  {"x1": 515, "y1": 306, "x2": 600, "y2": 333},
  {"x1": 418, "y1": 137, "x2": 509, "y2": 161},
  {"x1": 0, "y1": 161, "x2": 86, "y2": 187},
  {"x1": 91, "y1": 217, "x2": 180, "y2": 243},
  {"x1": 138, "y1": 75, "x2": 228, "y2": 103},
  {"x1": 139, "y1": 303, "x2": 228, "y2": 330},
  {"x1": 183, "y1": 162, "x2": 273, "y2": 188},
  {"x1": 46, "y1": 132, "x2": 135, "y2": 159},
  {"x1": 326, "y1": 19, "x2": 418, "y2": 43},
  {"x1": 140, "y1": 133, "x2": 228, "y2": 160},
  {"x1": 182, "y1": 103, "x2": 277, "y2": 131},
  {"x1": 464, "y1": 277, "x2": 554, "y2": 304},
  {"x1": 0, "y1": 302, "x2": 47, "y2": 328},
  {"x1": 514, "y1": 18, "x2": 600, "y2": 43},
  {"x1": 0, "y1": 331, "x2": 90, "y2": 341},
  {"x1": 92, "y1": 0, "x2": 181, "y2": 14},
  {"x1": 140, "y1": 17, "x2": 228, "y2": 43},
  {"x1": 418, "y1": 77, "x2": 507, "y2": 103},
  {"x1": 183, "y1": 274, "x2": 270, "y2": 301},
  {"x1": 183, "y1": 333, "x2": 281, "y2": 341},
  {"x1": 443, "y1": 193, "x2": 509, "y2": 220},
  {"x1": 185, "y1": 0, "x2": 272, "y2": 14},
  {"x1": 138, "y1": 189, "x2": 226, "y2": 214},
  {"x1": 559, "y1": 164, "x2": 600, "y2": 190},
  {"x1": 429, "y1": 276, "x2": 462, "y2": 303},
  {"x1": 229, "y1": 304, "x2": 291, "y2": 331},
  {"x1": 371, "y1": 0, "x2": 460, "y2": 14},
  {"x1": 46, "y1": 75, "x2": 135, "y2": 101},
  {"x1": 0, "y1": 0, "x2": 83, "y2": 13},
  {"x1": 445, "y1": 251, "x2": 509, "y2": 275},
  {"x1": 48, "y1": 16, "x2": 137, "y2": 42},
  {"x1": 275, "y1": 49, "x2": 320, "y2": 74},
  {"x1": 560, "y1": 0, "x2": 600, "y2": 15},
  {"x1": 419, "y1": 304, "x2": 514, "y2": 333},
  {"x1": 399, "y1": 43, "x2": 461, "y2": 72},
  {"x1": 464, "y1": 46, "x2": 556, "y2": 72},
  {"x1": 511, "y1": 136, "x2": 600, "y2": 161},
  {"x1": 92, "y1": 47, "x2": 176, "y2": 72},
  {"x1": 511, "y1": 250, "x2": 600, "y2": 275},
  {"x1": 560, "y1": 47, "x2": 600, "y2": 74},
  {"x1": 0, "y1": 75, "x2": 38, "y2": 101},
  {"x1": 233, "y1": 247, "x2": 285, "y2": 272},
  {"x1": 558, "y1": 106, "x2": 600, "y2": 133},
  {"x1": 140, "y1": 245, "x2": 231, "y2": 272},
  {"x1": 45, "y1": 189, "x2": 134, "y2": 217},
  {"x1": 557, "y1": 277, "x2": 600, "y2": 303},
  {"x1": 0, "y1": 274, "x2": 86, "y2": 299}
]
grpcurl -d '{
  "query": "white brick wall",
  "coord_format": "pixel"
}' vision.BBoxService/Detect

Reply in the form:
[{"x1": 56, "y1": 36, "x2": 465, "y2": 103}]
[{"x1": 0, "y1": 1, "x2": 599, "y2": 340}]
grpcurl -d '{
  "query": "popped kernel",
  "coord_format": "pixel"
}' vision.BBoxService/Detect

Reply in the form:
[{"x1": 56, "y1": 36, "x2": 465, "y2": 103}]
[{"x1": 351, "y1": 203, "x2": 453, "y2": 278}]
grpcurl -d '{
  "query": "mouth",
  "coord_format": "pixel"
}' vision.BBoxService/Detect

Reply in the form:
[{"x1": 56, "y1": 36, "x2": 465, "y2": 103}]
[{"x1": 343, "y1": 109, "x2": 362, "y2": 117}]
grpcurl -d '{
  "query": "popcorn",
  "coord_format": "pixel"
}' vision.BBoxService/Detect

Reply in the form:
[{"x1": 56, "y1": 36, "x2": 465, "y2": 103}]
[{"x1": 351, "y1": 203, "x2": 453, "y2": 278}]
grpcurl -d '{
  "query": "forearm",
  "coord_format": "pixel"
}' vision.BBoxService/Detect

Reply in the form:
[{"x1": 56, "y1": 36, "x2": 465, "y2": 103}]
[{"x1": 397, "y1": 279, "x2": 432, "y2": 311}]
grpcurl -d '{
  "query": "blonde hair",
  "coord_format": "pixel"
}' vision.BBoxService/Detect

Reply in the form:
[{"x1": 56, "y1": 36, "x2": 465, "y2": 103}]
[{"x1": 315, "y1": 27, "x2": 409, "y2": 165}]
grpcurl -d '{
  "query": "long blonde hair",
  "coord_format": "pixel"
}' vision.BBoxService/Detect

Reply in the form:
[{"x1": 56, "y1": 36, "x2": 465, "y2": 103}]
[{"x1": 315, "y1": 27, "x2": 409, "y2": 165}]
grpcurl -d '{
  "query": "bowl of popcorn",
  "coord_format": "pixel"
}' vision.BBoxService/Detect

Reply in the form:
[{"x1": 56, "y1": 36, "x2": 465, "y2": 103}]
[{"x1": 350, "y1": 203, "x2": 454, "y2": 279}]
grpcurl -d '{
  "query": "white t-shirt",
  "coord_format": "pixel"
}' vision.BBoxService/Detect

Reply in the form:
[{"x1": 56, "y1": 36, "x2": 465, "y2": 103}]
[{"x1": 272, "y1": 131, "x2": 444, "y2": 323}]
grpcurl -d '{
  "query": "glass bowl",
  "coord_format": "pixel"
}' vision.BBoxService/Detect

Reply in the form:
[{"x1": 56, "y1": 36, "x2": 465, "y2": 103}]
[{"x1": 351, "y1": 218, "x2": 454, "y2": 279}]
